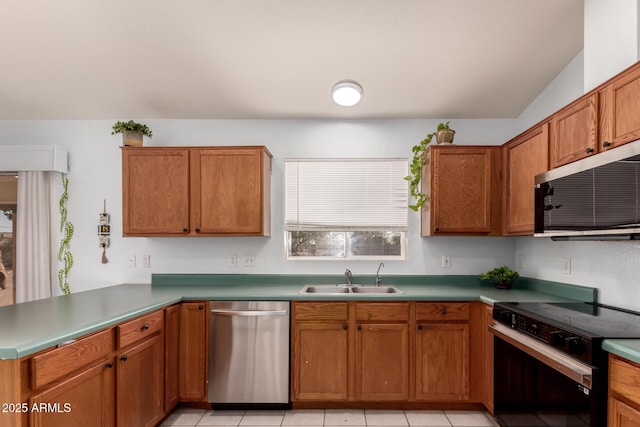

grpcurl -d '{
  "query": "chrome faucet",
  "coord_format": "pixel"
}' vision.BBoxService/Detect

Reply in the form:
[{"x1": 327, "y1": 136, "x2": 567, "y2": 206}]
[
  {"x1": 344, "y1": 269, "x2": 353, "y2": 285},
  {"x1": 375, "y1": 262, "x2": 384, "y2": 286}
]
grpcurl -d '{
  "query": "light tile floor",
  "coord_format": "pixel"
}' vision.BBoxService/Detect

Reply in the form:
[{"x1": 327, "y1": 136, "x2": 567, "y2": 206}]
[{"x1": 161, "y1": 407, "x2": 499, "y2": 427}]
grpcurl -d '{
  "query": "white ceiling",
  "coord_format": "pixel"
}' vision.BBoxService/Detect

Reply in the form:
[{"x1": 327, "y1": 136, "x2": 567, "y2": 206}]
[{"x1": 0, "y1": 0, "x2": 584, "y2": 120}]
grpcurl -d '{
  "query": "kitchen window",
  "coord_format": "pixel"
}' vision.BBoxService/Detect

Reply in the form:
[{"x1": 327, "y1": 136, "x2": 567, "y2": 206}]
[{"x1": 284, "y1": 159, "x2": 408, "y2": 260}]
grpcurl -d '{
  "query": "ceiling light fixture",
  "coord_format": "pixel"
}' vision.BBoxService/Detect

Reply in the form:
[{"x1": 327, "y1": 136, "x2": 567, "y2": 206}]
[{"x1": 331, "y1": 81, "x2": 363, "y2": 107}]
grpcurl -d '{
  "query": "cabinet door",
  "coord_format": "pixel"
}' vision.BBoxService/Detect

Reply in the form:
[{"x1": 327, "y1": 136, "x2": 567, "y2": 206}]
[
  {"x1": 483, "y1": 305, "x2": 494, "y2": 413},
  {"x1": 415, "y1": 323, "x2": 469, "y2": 401},
  {"x1": 30, "y1": 361, "x2": 115, "y2": 427},
  {"x1": 424, "y1": 147, "x2": 496, "y2": 235},
  {"x1": 550, "y1": 94, "x2": 598, "y2": 168},
  {"x1": 600, "y1": 64, "x2": 640, "y2": 150},
  {"x1": 117, "y1": 335, "x2": 163, "y2": 427},
  {"x1": 355, "y1": 323, "x2": 409, "y2": 401},
  {"x1": 609, "y1": 397, "x2": 640, "y2": 427},
  {"x1": 164, "y1": 304, "x2": 180, "y2": 412},
  {"x1": 292, "y1": 323, "x2": 349, "y2": 401},
  {"x1": 504, "y1": 123, "x2": 549, "y2": 235},
  {"x1": 179, "y1": 303, "x2": 208, "y2": 401},
  {"x1": 192, "y1": 147, "x2": 270, "y2": 235},
  {"x1": 122, "y1": 148, "x2": 190, "y2": 235}
]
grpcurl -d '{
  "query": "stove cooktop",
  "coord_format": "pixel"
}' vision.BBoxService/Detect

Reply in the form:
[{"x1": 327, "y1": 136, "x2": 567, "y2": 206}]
[{"x1": 497, "y1": 302, "x2": 640, "y2": 339}]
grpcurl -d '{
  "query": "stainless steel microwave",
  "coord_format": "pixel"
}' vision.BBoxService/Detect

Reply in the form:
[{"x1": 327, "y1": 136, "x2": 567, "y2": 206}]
[{"x1": 534, "y1": 139, "x2": 640, "y2": 240}]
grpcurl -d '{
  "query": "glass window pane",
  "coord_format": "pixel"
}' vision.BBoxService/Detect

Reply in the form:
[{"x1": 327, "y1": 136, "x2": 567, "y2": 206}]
[
  {"x1": 288, "y1": 231, "x2": 345, "y2": 257},
  {"x1": 348, "y1": 231, "x2": 402, "y2": 257}
]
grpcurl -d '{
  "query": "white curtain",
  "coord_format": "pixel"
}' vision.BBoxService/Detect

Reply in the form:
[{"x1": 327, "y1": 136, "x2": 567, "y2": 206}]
[{"x1": 16, "y1": 171, "x2": 52, "y2": 303}]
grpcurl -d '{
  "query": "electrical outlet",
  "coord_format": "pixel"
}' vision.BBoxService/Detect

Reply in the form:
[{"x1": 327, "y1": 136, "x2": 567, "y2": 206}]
[
  {"x1": 127, "y1": 255, "x2": 136, "y2": 268},
  {"x1": 142, "y1": 255, "x2": 150, "y2": 268},
  {"x1": 243, "y1": 254, "x2": 256, "y2": 267},
  {"x1": 228, "y1": 255, "x2": 238, "y2": 267},
  {"x1": 442, "y1": 255, "x2": 451, "y2": 268},
  {"x1": 517, "y1": 254, "x2": 525, "y2": 268},
  {"x1": 563, "y1": 258, "x2": 571, "y2": 275}
]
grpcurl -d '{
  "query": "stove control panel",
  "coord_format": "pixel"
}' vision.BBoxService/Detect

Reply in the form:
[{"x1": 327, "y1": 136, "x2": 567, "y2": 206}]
[{"x1": 493, "y1": 306, "x2": 593, "y2": 365}]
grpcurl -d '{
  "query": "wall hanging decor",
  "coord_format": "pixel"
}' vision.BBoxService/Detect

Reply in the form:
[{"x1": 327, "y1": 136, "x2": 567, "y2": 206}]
[
  {"x1": 57, "y1": 174, "x2": 73, "y2": 294},
  {"x1": 98, "y1": 200, "x2": 110, "y2": 264}
]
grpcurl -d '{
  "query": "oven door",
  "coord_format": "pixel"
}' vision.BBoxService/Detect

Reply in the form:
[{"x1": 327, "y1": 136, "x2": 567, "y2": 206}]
[{"x1": 490, "y1": 323, "x2": 603, "y2": 427}]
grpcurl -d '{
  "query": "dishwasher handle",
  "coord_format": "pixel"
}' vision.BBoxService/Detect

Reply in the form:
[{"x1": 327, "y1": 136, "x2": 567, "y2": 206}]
[{"x1": 210, "y1": 309, "x2": 288, "y2": 317}]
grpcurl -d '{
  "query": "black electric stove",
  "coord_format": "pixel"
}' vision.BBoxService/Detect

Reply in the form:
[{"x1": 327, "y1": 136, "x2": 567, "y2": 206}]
[{"x1": 492, "y1": 301, "x2": 640, "y2": 427}]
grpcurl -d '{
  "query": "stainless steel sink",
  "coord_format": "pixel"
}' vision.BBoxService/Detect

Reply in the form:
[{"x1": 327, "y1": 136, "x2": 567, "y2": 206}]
[{"x1": 299, "y1": 284, "x2": 403, "y2": 295}]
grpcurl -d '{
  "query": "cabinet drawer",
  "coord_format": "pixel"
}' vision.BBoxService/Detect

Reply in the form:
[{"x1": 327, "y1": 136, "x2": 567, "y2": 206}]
[
  {"x1": 355, "y1": 303, "x2": 409, "y2": 322},
  {"x1": 610, "y1": 355, "x2": 640, "y2": 408},
  {"x1": 416, "y1": 302, "x2": 469, "y2": 321},
  {"x1": 117, "y1": 310, "x2": 164, "y2": 348},
  {"x1": 31, "y1": 329, "x2": 114, "y2": 390},
  {"x1": 294, "y1": 302, "x2": 348, "y2": 322}
]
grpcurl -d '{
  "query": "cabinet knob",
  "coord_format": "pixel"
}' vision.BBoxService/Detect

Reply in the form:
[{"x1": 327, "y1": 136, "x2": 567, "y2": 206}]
[
  {"x1": 586, "y1": 147, "x2": 594, "y2": 154},
  {"x1": 603, "y1": 141, "x2": 612, "y2": 148},
  {"x1": 106, "y1": 362, "x2": 113, "y2": 369},
  {"x1": 195, "y1": 228, "x2": 201, "y2": 232},
  {"x1": 418, "y1": 325, "x2": 423, "y2": 330},
  {"x1": 441, "y1": 309, "x2": 447, "y2": 315},
  {"x1": 357, "y1": 325, "x2": 362, "y2": 331},
  {"x1": 120, "y1": 355, "x2": 128, "y2": 362},
  {"x1": 182, "y1": 228, "x2": 188, "y2": 233},
  {"x1": 142, "y1": 324, "x2": 150, "y2": 330},
  {"x1": 198, "y1": 305, "x2": 204, "y2": 310},
  {"x1": 342, "y1": 324, "x2": 348, "y2": 330}
]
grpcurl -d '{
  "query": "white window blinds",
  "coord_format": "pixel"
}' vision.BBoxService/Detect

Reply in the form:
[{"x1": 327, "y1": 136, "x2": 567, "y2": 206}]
[{"x1": 285, "y1": 159, "x2": 408, "y2": 231}]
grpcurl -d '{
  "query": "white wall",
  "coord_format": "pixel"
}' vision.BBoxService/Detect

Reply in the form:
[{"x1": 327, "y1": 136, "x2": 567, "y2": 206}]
[
  {"x1": 511, "y1": 3, "x2": 640, "y2": 311},
  {"x1": 0, "y1": 119, "x2": 517, "y2": 295},
  {"x1": 584, "y1": 0, "x2": 639, "y2": 91}
]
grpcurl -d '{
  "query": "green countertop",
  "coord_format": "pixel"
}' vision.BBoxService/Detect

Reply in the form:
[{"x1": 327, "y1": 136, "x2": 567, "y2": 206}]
[
  {"x1": 0, "y1": 274, "x2": 597, "y2": 360},
  {"x1": 602, "y1": 340, "x2": 640, "y2": 365}
]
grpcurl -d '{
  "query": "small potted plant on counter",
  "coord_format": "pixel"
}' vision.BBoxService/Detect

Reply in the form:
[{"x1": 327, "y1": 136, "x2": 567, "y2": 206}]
[
  {"x1": 406, "y1": 121, "x2": 454, "y2": 211},
  {"x1": 111, "y1": 120, "x2": 153, "y2": 147},
  {"x1": 479, "y1": 266, "x2": 520, "y2": 289}
]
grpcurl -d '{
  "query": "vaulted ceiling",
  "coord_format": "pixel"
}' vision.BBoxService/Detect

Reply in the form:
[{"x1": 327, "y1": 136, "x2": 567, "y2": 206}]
[{"x1": 0, "y1": 0, "x2": 583, "y2": 119}]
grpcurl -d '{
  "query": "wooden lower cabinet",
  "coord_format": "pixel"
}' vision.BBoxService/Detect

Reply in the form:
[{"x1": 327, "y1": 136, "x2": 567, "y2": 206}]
[
  {"x1": 29, "y1": 361, "x2": 115, "y2": 427},
  {"x1": 179, "y1": 302, "x2": 208, "y2": 401},
  {"x1": 293, "y1": 323, "x2": 349, "y2": 400},
  {"x1": 609, "y1": 355, "x2": 640, "y2": 426},
  {"x1": 355, "y1": 323, "x2": 409, "y2": 401},
  {"x1": 164, "y1": 304, "x2": 180, "y2": 411},
  {"x1": 292, "y1": 301, "x2": 481, "y2": 407},
  {"x1": 116, "y1": 334, "x2": 164, "y2": 427},
  {"x1": 415, "y1": 323, "x2": 469, "y2": 401}
]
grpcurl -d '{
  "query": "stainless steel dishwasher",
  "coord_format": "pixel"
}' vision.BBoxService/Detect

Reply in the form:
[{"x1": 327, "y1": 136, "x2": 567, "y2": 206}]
[{"x1": 208, "y1": 301, "x2": 290, "y2": 405}]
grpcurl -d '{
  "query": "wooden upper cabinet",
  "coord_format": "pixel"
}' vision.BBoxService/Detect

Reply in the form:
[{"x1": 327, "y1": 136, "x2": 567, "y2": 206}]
[
  {"x1": 122, "y1": 146, "x2": 272, "y2": 237},
  {"x1": 422, "y1": 146, "x2": 502, "y2": 236},
  {"x1": 503, "y1": 123, "x2": 549, "y2": 235},
  {"x1": 122, "y1": 148, "x2": 190, "y2": 235},
  {"x1": 599, "y1": 63, "x2": 640, "y2": 151},
  {"x1": 549, "y1": 93, "x2": 598, "y2": 168},
  {"x1": 191, "y1": 147, "x2": 271, "y2": 235}
]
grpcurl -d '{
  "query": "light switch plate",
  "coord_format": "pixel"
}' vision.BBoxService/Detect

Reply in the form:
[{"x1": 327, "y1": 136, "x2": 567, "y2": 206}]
[{"x1": 442, "y1": 255, "x2": 451, "y2": 268}]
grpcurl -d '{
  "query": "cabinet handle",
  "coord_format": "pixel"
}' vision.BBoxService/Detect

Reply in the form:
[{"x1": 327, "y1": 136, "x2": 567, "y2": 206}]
[
  {"x1": 182, "y1": 228, "x2": 188, "y2": 233},
  {"x1": 586, "y1": 147, "x2": 594, "y2": 154},
  {"x1": 106, "y1": 362, "x2": 113, "y2": 368},
  {"x1": 357, "y1": 325, "x2": 362, "y2": 331},
  {"x1": 142, "y1": 324, "x2": 150, "y2": 330},
  {"x1": 120, "y1": 355, "x2": 128, "y2": 362},
  {"x1": 441, "y1": 309, "x2": 447, "y2": 315},
  {"x1": 195, "y1": 228, "x2": 201, "y2": 232},
  {"x1": 603, "y1": 141, "x2": 612, "y2": 148},
  {"x1": 342, "y1": 324, "x2": 348, "y2": 330},
  {"x1": 198, "y1": 305, "x2": 204, "y2": 310},
  {"x1": 418, "y1": 325, "x2": 423, "y2": 330}
]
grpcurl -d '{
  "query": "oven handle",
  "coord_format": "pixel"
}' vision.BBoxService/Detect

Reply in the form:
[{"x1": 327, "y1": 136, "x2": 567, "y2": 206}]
[{"x1": 489, "y1": 322, "x2": 593, "y2": 389}]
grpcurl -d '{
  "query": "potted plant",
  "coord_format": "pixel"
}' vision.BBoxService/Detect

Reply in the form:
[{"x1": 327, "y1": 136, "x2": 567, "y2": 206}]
[
  {"x1": 435, "y1": 121, "x2": 455, "y2": 144},
  {"x1": 479, "y1": 266, "x2": 520, "y2": 289},
  {"x1": 405, "y1": 121, "x2": 454, "y2": 211},
  {"x1": 111, "y1": 120, "x2": 153, "y2": 147}
]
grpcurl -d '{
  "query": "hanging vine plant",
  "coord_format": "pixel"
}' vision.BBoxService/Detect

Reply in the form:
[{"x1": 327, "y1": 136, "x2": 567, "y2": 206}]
[{"x1": 57, "y1": 174, "x2": 74, "y2": 294}]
